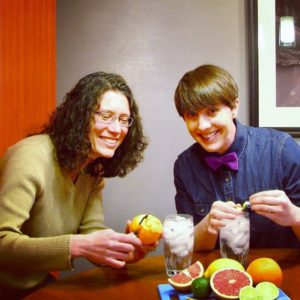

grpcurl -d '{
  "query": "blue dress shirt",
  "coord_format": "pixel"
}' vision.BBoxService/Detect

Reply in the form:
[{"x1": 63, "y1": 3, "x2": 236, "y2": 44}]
[{"x1": 174, "y1": 120, "x2": 300, "y2": 248}]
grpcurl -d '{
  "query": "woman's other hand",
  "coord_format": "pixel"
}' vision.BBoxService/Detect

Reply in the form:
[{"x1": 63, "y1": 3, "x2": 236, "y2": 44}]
[{"x1": 70, "y1": 229, "x2": 142, "y2": 268}]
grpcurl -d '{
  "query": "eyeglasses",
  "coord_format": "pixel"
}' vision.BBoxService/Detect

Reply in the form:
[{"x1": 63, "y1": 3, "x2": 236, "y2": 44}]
[{"x1": 95, "y1": 110, "x2": 134, "y2": 127}]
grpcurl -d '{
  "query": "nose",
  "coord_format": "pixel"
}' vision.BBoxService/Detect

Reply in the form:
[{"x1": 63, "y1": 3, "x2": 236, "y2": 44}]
[
  {"x1": 197, "y1": 114, "x2": 211, "y2": 131},
  {"x1": 107, "y1": 119, "x2": 122, "y2": 133}
]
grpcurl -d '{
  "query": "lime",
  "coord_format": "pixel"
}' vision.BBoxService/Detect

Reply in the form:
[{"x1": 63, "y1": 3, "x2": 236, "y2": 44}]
[
  {"x1": 239, "y1": 286, "x2": 262, "y2": 300},
  {"x1": 191, "y1": 277, "x2": 211, "y2": 298},
  {"x1": 242, "y1": 201, "x2": 251, "y2": 210},
  {"x1": 256, "y1": 281, "x2": 279, "y2": 300}
]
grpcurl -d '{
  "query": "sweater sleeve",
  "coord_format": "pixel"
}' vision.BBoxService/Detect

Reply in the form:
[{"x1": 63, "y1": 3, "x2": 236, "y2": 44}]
[{"x1": 0, "y1": 140, "x2": 72, "y2": 272}]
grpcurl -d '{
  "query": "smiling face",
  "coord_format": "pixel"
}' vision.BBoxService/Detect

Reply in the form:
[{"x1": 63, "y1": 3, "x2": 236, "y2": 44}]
[
  {"x1": 183, "y1": 100, "x2": 239, "y2": 154},
  {"x1": 89, "y1": 90, "x2": 130, "y2": 159}
]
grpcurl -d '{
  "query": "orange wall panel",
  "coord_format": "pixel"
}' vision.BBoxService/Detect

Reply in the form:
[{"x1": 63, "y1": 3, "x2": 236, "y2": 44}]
[{"x1": 0, "y1": 0, "x2": 56, "y2": 156}]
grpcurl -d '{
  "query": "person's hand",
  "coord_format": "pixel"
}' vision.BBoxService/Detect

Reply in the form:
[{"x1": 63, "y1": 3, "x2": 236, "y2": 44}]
[
  {"x1": 126, "y1": 235, "x2": 159, "y2": 263},
  {"x1": 70, "y1": 229, "x2": 142, "y2": 268},
  {"x1": 125, "y1": 221, "x2": 160, "y2": 263},
  {"x1": 249, "y1": 190, "x2": 300, "y2": 227},
  {"x1": 206, "y1": 200, "x2": 242, "y2": 235}
]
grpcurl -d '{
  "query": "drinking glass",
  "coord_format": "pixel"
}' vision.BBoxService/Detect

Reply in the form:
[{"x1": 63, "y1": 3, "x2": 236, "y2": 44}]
[
  {"x1": 219, "y1": 211, "x2": 250, "y2": 266},
  {"x1": 162, "y1": 214, "x2": 194, "y2": 277}
]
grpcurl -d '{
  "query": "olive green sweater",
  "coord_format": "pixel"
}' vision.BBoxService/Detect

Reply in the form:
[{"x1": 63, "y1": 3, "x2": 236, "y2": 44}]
[{"x1": 0, "y1": 135, "x2": 105, "y2": 291}]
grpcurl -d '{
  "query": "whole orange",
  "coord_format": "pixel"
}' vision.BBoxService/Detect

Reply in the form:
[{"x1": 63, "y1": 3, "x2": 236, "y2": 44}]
[
  {"x1": 128, "y1": 214, "x2": 162, "y2": 245},
  {"x1": 246, "y1": 258, "x2": 283, "y2": 287}
]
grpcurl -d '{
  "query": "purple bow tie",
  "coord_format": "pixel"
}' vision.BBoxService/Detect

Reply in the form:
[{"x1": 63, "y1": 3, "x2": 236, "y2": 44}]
[{"x1": 204, "y1": 152, "x2": 239, "y2": 171}]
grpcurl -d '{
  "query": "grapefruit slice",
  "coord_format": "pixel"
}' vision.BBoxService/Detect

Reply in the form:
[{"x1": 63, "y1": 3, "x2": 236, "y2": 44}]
[
  {"x1": 210, "y1": 268, "x2": 252, "y2": 299},
  {"x1": 168, "y1": 261, "x2": 204, "y2": 291},
  {"x1": 188, "y1": 261, "x2": 204, "y2": 279}
]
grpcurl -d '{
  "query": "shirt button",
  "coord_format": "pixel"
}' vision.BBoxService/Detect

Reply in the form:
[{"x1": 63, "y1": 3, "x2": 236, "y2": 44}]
[{"x1": 200, "y1": 208, "x2": 204, "y2": 212}]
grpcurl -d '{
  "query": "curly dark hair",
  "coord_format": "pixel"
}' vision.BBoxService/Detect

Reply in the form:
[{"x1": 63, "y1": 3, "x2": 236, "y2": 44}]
[{"x1": 41, "y1": 72, "x2": 148, "y2": 177}]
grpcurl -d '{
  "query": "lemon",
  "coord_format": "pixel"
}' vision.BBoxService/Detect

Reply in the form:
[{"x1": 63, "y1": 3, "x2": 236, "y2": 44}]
[
  {"x1": 204, "y1": 258, "x2": 244, "y2": 278},
  {"x1": 239, "y1": 286, "x2": 262, "y2": 300},
  {"x1": 256, "y1": 282, "x2": 279, "y2": 300},
  {"x1": 191, "y1": 277, "x2": 211, "y2": 298}
]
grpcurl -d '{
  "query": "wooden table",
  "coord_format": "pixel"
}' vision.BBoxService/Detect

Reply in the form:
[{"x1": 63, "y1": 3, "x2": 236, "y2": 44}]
[{"x1": 24, "y1": 248, "x2": 300, "y2": 299}]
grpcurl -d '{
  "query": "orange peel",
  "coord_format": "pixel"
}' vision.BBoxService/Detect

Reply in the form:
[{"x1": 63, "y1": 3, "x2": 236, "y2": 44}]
[{"x1": 128, "y1": 214, "x2": 162, "y2": 245}]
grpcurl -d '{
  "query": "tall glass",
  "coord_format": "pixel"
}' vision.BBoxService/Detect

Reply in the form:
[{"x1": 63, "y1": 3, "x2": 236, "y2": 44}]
[
  {"x1": 162, "y1": 214, "x2": 194, "y2": 277},
  {"x1": 219, "y1": 211, "x2": 250, "y2": 266}
]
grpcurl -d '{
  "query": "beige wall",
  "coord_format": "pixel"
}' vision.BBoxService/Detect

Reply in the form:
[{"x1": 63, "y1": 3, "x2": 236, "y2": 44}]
[{"x1": 57, "y1": 0, "x2": 247, "y2": 271}]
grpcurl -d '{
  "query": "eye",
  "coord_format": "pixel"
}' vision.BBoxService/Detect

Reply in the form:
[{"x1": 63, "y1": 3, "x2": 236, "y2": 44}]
[
  {"x1": 119, "y1": 117, "x2": 130, "y2": 124},
  {"x1": 98, "y1": 111, "x2": 114, "y2": 121},
  {"x1": 185, "y1": 112, "x2": 198, "y2": 119},
  {"x1": 207, "y1": 106, "x2": 218, "y2": 115}
]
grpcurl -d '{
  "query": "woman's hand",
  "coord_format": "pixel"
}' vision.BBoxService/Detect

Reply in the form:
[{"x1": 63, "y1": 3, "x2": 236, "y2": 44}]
[
  {"x1": 124, "y1": 220, "x2": 160, "y2": 264},
  {"x1": 126, "y1": 236, "x2": 159, "y2": 263},
  {"x1": 249, "y1": 190, "x2": 300, "y2": 227},
  {"x1": 206, "y1": 200, "x2": 242, "y2": 235},
  {"x1": 70, "y1": 229, "x2": 142, "y2": 268}
]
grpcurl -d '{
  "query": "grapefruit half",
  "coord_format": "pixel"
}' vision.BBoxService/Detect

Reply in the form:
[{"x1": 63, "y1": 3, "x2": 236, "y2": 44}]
[{"x1": 210, "y1": 268, "x2": 252, "y2": 299}]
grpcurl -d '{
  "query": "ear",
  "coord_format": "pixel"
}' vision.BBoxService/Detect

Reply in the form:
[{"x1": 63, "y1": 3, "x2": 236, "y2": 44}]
[{"x1": 232, "y1": 98, "x2": 239, "y2": 119}]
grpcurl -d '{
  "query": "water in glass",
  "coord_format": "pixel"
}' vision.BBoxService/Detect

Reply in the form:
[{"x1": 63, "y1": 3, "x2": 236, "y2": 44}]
[
  {"x1": 219, "y1": 211, "x2": 250, "y2": 266},
  {"x1": 162, "y1": 214, "x2": 194, "y2": 277}
]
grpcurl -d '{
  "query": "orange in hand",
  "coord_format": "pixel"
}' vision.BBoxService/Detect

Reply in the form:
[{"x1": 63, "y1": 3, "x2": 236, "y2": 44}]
[
  {"x1": 246, "y1": 257, "x2": 283, "y2": 287},
  {"x1": 128, "y1": 214, "x2": 162, "y2": 245}
]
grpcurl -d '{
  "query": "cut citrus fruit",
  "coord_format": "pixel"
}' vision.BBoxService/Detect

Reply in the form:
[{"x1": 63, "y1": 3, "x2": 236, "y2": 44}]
[
  {"x1": 168, "y1": 261, "x2": 204, "y2": 291},
  {"x1": 191, "y1": 277, "x2": 211, "y2": 298},
  {"x1": 128, "y1": 214, "x2": 162, "y2": 245},
  {"x1": 255, "y1": 281, "x2": 279, "y2": 300},
  {"x1": 210, "y1": 268, "x2": 253, "y2": 299},
  {"x1": 246, "y1": 258, "x2": 283, "y2": 287},
  {"x1": 239, "y1": 286, "x2": 262, "y2": 300},
  {"x1": 204, "y1": 258, "x2": 244, "y2": 278},
  {"x1": 188, "y1": 260, "x2": 204, "y2": 279}
]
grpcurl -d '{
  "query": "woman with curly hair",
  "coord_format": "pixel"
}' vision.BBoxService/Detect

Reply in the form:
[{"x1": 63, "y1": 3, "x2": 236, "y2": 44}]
[{"x1": 0, "y1": 72, "x2": 149, "y2": 298}]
